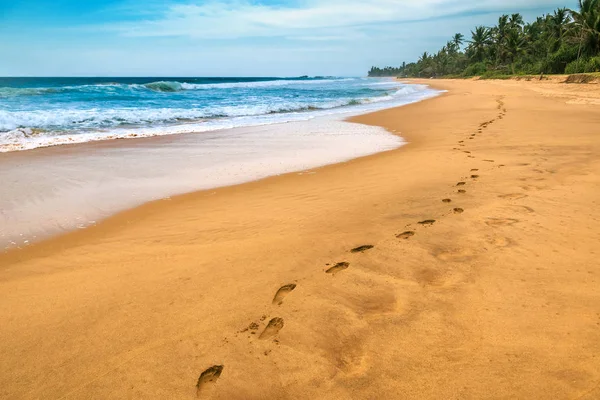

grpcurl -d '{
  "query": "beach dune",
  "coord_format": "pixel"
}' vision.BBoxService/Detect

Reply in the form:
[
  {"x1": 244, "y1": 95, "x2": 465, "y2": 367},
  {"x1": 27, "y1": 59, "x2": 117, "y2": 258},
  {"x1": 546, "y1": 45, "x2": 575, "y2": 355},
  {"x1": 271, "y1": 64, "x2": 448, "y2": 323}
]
[{"x1": 1, "y1": 78, "x2": 599, "y2": 399}]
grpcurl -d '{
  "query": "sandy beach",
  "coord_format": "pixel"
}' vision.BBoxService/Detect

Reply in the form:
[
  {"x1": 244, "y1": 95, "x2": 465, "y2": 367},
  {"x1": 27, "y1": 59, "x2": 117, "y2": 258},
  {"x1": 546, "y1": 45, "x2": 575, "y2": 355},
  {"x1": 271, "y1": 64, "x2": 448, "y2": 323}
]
[{"x1": 1, "y1": 78, "x2": 600, "y2": 399}]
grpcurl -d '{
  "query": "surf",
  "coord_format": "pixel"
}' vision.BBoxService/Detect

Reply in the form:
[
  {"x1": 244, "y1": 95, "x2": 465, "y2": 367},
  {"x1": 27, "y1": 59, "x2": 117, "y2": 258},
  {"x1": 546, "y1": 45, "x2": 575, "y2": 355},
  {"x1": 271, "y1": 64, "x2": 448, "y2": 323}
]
[{"x1": 0, "y1": 77, "x2": 439, "y2": 152}]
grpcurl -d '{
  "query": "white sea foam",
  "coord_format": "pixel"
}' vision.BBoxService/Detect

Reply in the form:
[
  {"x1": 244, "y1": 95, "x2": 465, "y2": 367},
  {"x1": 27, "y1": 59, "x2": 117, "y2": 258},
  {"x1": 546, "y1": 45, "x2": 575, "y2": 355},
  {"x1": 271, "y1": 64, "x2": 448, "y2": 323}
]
[
  {"x1": 0, "y1": 115, "x2": 401, "y2": 250},
  {"x1": 0, "y1": 82, "x2": 443, "y2": 250},
  {"x1": 0, "y1": 83, "x2": 438, "y2": 152}
]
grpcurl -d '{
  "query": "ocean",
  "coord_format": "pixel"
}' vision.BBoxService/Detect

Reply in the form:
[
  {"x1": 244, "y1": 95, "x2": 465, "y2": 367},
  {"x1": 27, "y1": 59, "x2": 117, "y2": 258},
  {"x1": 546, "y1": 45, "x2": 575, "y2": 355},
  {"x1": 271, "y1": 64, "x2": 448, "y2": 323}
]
[
  {"x1": 0, "y1": 76, "x2": 438, "y2": 152},
  {"x1": 0, "y1": 77, "x2": 441, "y2": 249}
]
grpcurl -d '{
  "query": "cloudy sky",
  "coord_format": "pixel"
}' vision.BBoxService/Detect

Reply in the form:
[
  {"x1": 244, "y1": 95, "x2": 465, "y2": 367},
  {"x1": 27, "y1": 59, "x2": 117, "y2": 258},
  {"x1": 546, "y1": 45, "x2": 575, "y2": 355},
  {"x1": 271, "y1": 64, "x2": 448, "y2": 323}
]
[{"x1": 0, "y1": 0, "x2": 575, "y2": 77}]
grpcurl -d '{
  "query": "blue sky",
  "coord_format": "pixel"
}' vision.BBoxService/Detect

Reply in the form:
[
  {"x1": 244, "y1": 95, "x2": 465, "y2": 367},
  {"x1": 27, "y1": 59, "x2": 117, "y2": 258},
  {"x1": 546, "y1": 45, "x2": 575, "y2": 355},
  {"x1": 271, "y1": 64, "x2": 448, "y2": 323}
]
[{"x1": 0, "y1": 0, "x2": 576, "y2": 76}]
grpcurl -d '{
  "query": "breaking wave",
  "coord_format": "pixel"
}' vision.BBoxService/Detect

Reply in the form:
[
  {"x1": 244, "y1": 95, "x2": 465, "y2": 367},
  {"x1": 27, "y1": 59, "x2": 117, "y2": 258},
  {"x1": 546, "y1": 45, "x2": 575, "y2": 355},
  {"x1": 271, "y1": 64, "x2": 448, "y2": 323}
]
[{"x1": 0, "y1": 77, "x2": 441, "y2": 152}]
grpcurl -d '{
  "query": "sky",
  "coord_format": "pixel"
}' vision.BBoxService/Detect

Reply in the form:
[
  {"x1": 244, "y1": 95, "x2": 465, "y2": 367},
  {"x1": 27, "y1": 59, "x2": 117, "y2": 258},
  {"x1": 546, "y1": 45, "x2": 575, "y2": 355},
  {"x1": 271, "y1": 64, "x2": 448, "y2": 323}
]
[{"x1": 0, "y1": 0, "x2": 576, "y2": 77}]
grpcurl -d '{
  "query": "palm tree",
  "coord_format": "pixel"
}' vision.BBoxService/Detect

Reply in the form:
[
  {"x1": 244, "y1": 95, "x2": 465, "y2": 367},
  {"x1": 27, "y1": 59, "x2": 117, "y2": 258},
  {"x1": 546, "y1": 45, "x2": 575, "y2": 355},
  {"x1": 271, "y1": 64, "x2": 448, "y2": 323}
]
[
  {"x1": 510, "y1": 13, "x2": 525, "y2": 30},
  {"x1": 468, "y1": 26, "x2": 492, "y2": 62},
  {"x1": 418, "y1": 52, "x2": 432, "y2": 76},
  {"x1": 496, "y1": 15, "x2": 510, "y2": 38},
  {"x1": 570, "y1": 0, "x2": 600, "y2": 57},
  {"x1": 551, "y1": 8, "x2": 571, "y2": 40},
  {"x1": 453, "y1": 33, "x2": 465, "y2": 49},
  {"x1": 505, "y1": 29, "x2": 527, "y2": 73},
  {"x1": 523, "y1": 17, "x2": 549, "y2": 59},
  {"x1": 445, "y1": 41, "x2": 457, "y2": 55},
  {"x1": 367, "y1": 3, "x2": 600, "y2": 78},
  {"x1": 494, "y1": 15, "x2": 510, "y2": 65}
]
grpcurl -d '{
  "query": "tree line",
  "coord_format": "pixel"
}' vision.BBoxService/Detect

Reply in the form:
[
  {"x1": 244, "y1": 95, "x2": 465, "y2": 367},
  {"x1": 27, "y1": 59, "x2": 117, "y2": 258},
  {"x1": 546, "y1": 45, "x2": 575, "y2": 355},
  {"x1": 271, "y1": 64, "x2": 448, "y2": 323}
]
[{"x1": 368, "y1": 0, "x2": 600, "y2": 78}]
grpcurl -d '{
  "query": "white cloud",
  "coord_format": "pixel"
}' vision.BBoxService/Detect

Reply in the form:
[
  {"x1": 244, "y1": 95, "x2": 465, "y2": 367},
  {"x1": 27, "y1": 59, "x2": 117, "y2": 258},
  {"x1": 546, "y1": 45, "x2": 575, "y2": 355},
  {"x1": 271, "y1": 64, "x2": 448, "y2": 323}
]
[{"x1": 109, "y1": 0, "x2": 573, "y2": 39}]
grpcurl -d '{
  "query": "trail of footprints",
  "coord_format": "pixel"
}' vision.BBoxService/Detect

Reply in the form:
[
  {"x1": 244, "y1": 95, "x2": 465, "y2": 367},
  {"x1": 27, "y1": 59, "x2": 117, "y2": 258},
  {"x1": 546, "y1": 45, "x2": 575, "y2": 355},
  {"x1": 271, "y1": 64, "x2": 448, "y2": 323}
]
[
  {"x1": 399, "y1": 96, "x2": 513, "y2": 242},
  {"x1": 195, "y1": 96, "x2": 522, "y2": 397}
]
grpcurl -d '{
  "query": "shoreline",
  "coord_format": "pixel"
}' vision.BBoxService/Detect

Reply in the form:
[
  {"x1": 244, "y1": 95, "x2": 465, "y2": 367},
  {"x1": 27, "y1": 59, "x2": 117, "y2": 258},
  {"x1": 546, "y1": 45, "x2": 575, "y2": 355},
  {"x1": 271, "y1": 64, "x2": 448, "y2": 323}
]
[
  {"x1": 0, "y1": 78, "x2": 438, "y2": 153},
  {"x1": 1, "y1": 78, "x2": 599, "y2": 399},
  {"x1": 0, "y1": 117, "x2": 408, "y2": 261},
  {"x1": 0, "y1": 84, "x2": 441, "y2": 252}
]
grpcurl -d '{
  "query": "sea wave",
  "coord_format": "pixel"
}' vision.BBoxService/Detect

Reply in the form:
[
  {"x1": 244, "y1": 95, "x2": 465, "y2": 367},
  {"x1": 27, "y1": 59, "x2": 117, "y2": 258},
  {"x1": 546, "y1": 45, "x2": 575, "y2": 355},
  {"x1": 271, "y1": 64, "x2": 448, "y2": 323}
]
[
  {"x1": 141, "y1": 78, "x2": 357, "y2": 92},
  {"x1": 0, "y1": 78, "x2": 442, "y2": 152},
  {"x1": 0, "y1": 87, "x2": 60, "y2": 97},
  {"x1": 143, "y1": 81, "x2": 184, "y2": 92},
  {"x1": 0, "y1": 83, "x2": 131, "y2": 97},
  {"x1": 0, "y1": 77, "x2": 357, "y2": 97},
  {"x1": 179, "y1": 78, "x2": 354, "y2": 90},
  {"x1": 0, "y1": 95, "x2": 390, "y2": 132}
]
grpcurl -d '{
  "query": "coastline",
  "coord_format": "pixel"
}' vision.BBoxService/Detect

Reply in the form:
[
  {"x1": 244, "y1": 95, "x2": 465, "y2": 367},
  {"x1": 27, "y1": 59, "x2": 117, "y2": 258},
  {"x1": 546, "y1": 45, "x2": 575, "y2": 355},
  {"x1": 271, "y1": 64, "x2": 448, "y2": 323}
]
[
  {"x1": 1, "y1": 78, "x2": 600, "y2": 399},
  {"x1": 0, "y1": 114, "x2": 409, "y2": 259},
  {"x1": 0, "y1": 82, "x2": 440, "y2": 251}
]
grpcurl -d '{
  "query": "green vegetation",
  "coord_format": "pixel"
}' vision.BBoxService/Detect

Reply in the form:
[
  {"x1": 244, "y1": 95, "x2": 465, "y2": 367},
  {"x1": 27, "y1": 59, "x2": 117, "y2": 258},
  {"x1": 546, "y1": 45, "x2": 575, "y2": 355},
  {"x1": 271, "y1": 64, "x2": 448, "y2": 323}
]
[{"x1": 368, "y1": 1, "x2": 600, "y2": 78}]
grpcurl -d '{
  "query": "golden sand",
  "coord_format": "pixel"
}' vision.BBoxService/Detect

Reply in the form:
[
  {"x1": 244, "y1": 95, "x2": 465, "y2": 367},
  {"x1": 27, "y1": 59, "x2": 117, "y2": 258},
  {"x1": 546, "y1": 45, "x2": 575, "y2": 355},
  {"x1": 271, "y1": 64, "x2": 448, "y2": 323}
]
[{"x1": 1, "y1": 78, "x2": 599, "y2": 399}]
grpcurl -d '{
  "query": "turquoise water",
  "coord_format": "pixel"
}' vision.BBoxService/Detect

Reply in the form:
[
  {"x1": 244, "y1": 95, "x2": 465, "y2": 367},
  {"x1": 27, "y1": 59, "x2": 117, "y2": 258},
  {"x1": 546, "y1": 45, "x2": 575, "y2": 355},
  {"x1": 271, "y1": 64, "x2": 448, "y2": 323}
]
[
  {"x1": 0, "y1": 76, "x2": 438, "y2": 151},
  {"x1": 0, "y1": 77, "x2": 442, "y2": 248}
]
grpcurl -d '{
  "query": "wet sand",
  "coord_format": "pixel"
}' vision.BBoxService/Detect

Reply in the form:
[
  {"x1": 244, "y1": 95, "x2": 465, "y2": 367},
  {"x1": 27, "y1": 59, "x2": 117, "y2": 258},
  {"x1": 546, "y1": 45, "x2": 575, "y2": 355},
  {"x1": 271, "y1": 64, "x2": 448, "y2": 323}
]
[
  {"x1": 1, "y1": 78, "x2": 600, "y2": 399},
  {"x1": 0, "y1": 115, "x2": 406, "y2": 250}
]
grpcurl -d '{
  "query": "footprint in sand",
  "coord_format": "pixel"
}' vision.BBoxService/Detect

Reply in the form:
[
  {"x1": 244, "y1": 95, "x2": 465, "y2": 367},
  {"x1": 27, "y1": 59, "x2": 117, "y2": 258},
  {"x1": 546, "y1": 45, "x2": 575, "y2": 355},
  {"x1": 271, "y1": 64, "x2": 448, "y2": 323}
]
[
  {"x1": 458, "y1": 189, "x2": 467, "y2": 194},
  {"x1": 471, "y1": 175, "x2": 480, "y2": 179},
  {"x1": 434, "y1": 247, "x2": 474, "y2": 262},
  {"x1": 397, "y1": 231, "x2": 415, "y2": 239},
  {"x1": 485, "y1": 218, "x2": 520, "y2": 227},
  {"x1": 464, "y1": 151, "x2": 471, "y2": 154},
  {"x1": 483, "y1": 160, "x2": 495, "y2": 163},
  {"x1": 326, "y1": 262, "x2": 350, "y2": 275},
  {"x1": 453, "y1": 208, "x2": 464, "y2": 214},
  {"x1": 272, "y1": 284, "x2": 297, "y2": 305},
  {"x1": 520, "y1": 184, "x2": 547, "y2": 191},
  {"x1": 471, "y1": 169, "x2": 479, "y2": 172},
  {"x1": 196, "y1": 365, "x2": 224, "y2": 398},
  {"x1": 456, "y1": 182, "x2": 466, "y2": 186},
  {"x1": 259, "y1": 318, "x2": 284, "y2": 340},
  {"x1": 351, "y1": 245, "x2": 374, "y2": 253},
  {"x1": 442, "y1": 198, "x2": 452, "y2": 203},
  {"x1": 418, "y1": 220, "x2": 436, "y2": 226},
  {"x1": 509, "y1": 205, "x2": 535, "y2": 214},
  {"x1": 487, "y1": 236, "x2": 514, "y2": 248},
  {"x1": 519, "y1": 176, "x2": 546, "y2": 183}
]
